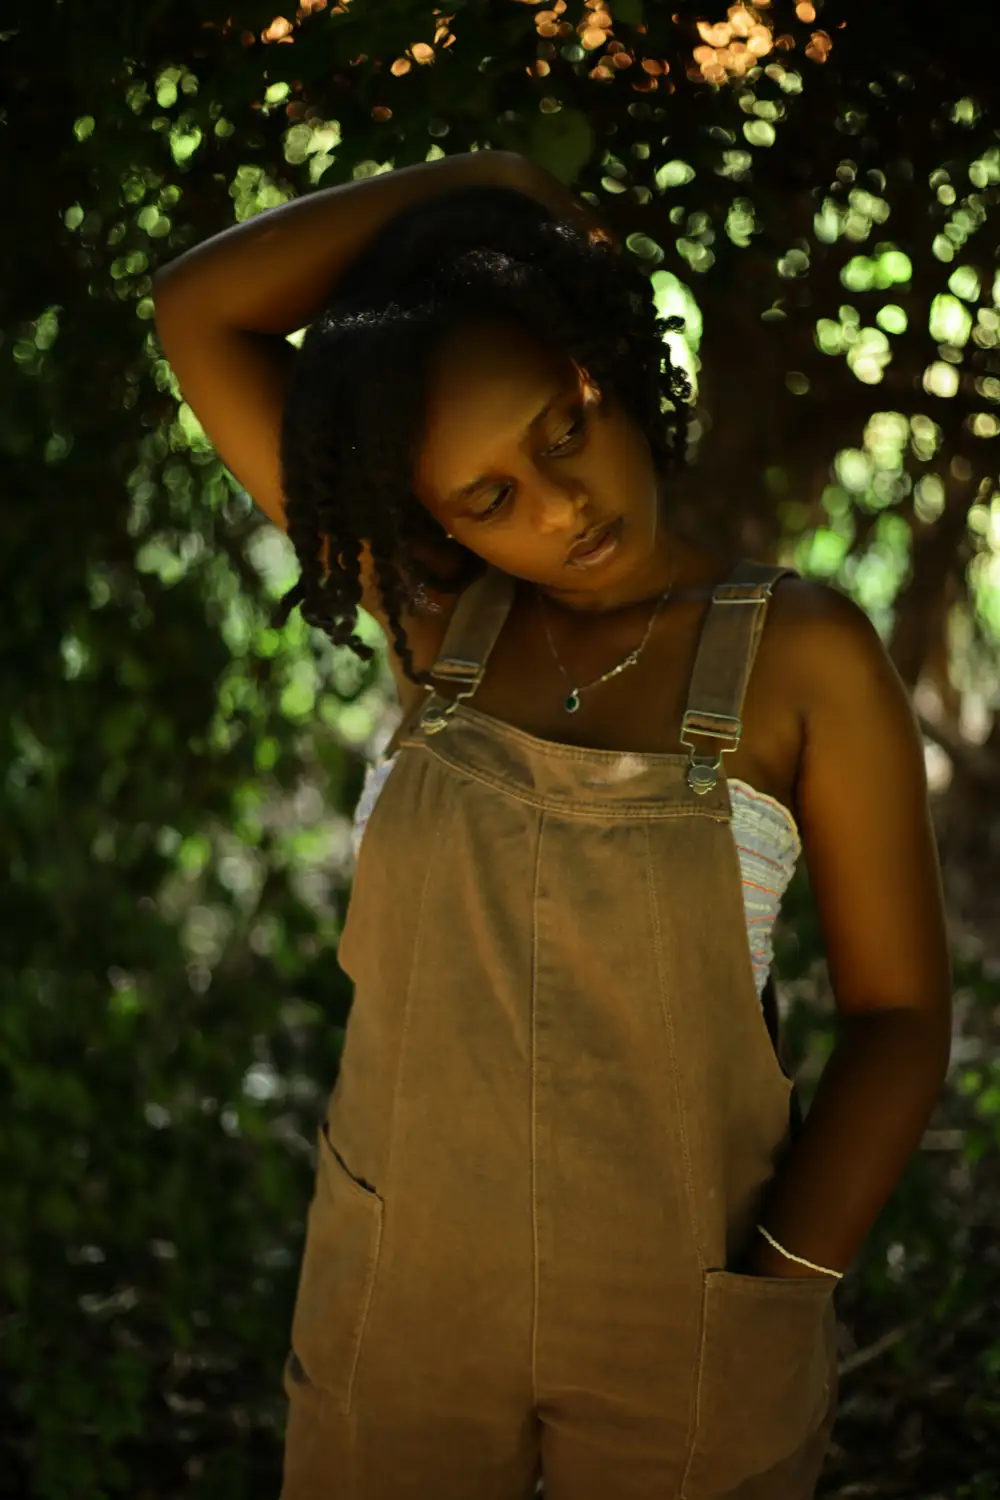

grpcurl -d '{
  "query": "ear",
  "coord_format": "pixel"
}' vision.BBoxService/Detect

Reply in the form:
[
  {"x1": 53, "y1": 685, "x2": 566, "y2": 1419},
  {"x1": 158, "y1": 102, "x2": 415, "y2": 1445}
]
[{"x1": 571, "y1": 358, "x2": 602, "y2": 407}]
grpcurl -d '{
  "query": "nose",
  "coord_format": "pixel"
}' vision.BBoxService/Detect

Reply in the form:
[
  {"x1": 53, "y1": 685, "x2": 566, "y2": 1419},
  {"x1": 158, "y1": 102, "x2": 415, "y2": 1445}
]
[{"x1": 531, "y1": 479, "x2": 589, "y2": 537}]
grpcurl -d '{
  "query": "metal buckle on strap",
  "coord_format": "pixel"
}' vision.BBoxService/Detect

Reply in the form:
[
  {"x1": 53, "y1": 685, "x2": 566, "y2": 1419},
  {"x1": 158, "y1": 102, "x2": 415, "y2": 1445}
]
[
  {"x1": 419, "y1": 654, "x2": 483, "y2": 735},
  {"x1": 429, "y1": 656, "x2": 480, "y2": 682},
  {"x1": 680, "y1": 710, "x2": 742, "y2": 796},
  {"x1": 711, "y1": 582, "x2": 773, "y2": 604},
  {"x1": 420, "y1": 683, "x2": 478, "y2": 736}
]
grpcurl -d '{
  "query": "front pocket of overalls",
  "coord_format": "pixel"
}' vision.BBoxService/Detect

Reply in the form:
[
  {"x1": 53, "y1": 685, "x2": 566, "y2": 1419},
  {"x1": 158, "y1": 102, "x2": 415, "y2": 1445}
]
[
  {"x1": 680, "y1": 1269, "x2": 836, "y2": 1498},
  {"x1": 289, "y1": 1120, "x2": 384, "y2": 1414}
]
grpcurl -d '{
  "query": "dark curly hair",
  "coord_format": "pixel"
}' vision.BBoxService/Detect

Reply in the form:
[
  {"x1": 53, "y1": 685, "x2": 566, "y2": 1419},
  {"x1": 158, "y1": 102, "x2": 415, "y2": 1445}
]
[{"x1": 274, "y1": 181, "x2": 693, "y2": 687}]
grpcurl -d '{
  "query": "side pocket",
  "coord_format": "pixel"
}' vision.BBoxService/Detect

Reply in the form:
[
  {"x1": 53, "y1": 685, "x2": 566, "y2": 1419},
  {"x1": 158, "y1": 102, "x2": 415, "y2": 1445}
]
[
  {"x1": 680, "y1": 1269, "x2": 837, "y2": 1498},
  {"x1": 289, "y1": 1120, "x2": 384, "y2": 1415}
]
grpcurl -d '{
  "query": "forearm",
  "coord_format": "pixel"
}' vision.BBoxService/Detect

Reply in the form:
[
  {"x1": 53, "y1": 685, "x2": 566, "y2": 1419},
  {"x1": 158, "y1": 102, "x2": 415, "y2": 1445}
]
[
  {"x1": 151, "y1": 149, "x2": 526, "y2": 337},
  {"x1": 743, "y1": 1010, "x2": 952, "y2": 1279}
]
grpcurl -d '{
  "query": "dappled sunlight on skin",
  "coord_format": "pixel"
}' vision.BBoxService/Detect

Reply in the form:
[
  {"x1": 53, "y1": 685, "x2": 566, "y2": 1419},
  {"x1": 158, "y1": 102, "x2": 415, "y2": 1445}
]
[{"x1": 410, "y1": 317, "x2": 680, "y2": 615}]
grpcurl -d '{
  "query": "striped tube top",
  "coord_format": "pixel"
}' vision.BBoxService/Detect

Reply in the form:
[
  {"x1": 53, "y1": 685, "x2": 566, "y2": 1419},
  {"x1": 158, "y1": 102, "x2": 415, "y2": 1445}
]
[{"x1": 351, "y1": 756, "x2": 801, "y2": 999}]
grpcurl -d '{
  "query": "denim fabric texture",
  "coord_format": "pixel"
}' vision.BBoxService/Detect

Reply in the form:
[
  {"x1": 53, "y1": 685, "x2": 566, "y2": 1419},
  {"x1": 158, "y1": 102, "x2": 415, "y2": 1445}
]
[{"x1": 281, "y1": 560, "x2": 839, "y2": 1500}]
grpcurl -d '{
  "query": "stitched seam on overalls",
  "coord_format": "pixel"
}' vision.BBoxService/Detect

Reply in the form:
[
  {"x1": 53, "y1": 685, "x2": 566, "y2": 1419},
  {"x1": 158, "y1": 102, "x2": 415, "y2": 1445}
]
[
  {"x1": 529, "y1": 810, "x2": 544, "y2": 1410},
  {"x1": 641, "y1": 819, "x2": 704, "y2": 1266},
  {"x1": 410, "y1": 743, "x2": 733, "y2": 823},
  {"x1": 642, "y1": 817, "x2": 706, "y2": 1481},
  {"x1": 678, "y1": 1301, "x2": 710, "y2": 1497},
  {"x1": 412, "y1": 703, "x2": 696, "y2": 768},
  {"x1": 367, "y1": 795, "x2": 451, "y2": 1421}
]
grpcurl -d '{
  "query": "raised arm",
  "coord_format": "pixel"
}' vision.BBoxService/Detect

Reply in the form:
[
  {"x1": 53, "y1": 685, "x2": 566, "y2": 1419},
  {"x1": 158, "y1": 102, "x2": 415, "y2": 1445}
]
[
  {"x1": 151, "y1": 151, "x2": 550, "y2": 336},
  {"x1": 150, "y1": 149, "x2": 608, "y2": 693},
  {"x1": 152, "y1": 150, "x2": 601, "y2": 528},
  {"x1": 150, "y1": 153, "x2": 535, "y2": 540}
]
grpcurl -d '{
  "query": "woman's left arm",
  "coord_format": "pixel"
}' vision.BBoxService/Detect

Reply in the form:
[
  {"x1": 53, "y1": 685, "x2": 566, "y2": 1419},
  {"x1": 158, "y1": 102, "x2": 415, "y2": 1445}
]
[{"x1": 743, "y1": 582, "x2": 954, "y2": 1280}]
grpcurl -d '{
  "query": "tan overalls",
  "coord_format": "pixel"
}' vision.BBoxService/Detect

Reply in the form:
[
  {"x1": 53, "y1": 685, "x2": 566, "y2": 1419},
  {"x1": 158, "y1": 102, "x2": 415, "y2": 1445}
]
[{"x1": 280, "y1": 558, "x2": 840, "y2": 1500}]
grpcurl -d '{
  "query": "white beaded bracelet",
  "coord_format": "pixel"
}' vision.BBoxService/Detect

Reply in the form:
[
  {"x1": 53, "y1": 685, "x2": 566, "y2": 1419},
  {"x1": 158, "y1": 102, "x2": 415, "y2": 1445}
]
[{"x1": 755, "y1": 1223, "x2": 844, "y2": 1280}]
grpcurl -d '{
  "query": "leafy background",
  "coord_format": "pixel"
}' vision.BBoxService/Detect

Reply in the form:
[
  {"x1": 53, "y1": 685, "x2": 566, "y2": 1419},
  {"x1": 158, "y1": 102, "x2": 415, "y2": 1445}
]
[{"x1": 2, "y1": 1, "x2": 999, "y2": 1496}]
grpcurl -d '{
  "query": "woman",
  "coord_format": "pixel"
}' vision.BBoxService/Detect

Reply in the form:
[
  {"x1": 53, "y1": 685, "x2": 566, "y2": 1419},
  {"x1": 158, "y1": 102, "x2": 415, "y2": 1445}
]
[{"x1": 152, "y1": 149, "x2": 953, "y2": 1500}]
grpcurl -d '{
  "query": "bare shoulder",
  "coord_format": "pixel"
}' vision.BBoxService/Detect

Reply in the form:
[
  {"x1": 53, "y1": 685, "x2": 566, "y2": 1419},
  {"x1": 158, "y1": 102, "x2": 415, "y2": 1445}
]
[
  {"x1": 754, "y1": 574, "x2": 843, "y2": 691},
  {"x1": 767, "y1": 574, "x2": 886, "y2": 694},
  {"x1": 760, "y1": 571, "x2": 893, "y2": 746},
  {"x1": 769, "y1": 571, "x2": 855, "y2": 624}
]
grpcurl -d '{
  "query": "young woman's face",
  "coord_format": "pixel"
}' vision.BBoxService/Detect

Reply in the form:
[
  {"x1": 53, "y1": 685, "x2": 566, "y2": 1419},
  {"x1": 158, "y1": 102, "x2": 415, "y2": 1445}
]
[{"x1": 413, "y1": 318, "x2": 672, "y2": 613}]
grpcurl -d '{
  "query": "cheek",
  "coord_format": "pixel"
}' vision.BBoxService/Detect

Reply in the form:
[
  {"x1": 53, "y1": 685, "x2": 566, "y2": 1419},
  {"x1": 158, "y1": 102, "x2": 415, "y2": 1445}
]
[
  {"x1": 467, "y1": 528, "x2": 525, "y2": 560},
  {"x1": 592, "y1": 424, "x2": 648, "y2": 495},
  {"x1": 459, "y1": 524, "x2": 550, "y2": 581}
]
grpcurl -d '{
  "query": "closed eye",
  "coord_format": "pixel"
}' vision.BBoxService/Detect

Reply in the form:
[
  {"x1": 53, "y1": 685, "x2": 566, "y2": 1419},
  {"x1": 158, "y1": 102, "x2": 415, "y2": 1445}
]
[
  {"x1": 470, "y1": 410, "x2": 588, "y2": 522},
  {"x1": 548, "y1": 413, "x2": 586, "y2": 454}
]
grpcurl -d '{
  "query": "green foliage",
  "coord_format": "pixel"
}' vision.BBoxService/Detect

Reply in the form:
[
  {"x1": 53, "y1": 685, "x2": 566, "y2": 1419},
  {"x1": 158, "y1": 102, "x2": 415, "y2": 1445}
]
[{"x1": 3, "y1": 1, "x2": 999, "y2": 1495}]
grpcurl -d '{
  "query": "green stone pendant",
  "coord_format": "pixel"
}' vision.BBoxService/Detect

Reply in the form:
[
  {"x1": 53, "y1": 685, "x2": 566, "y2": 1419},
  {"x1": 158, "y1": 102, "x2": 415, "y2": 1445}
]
[{"x1": 565, "y1": 689, "x2": 581, "y2": 713}]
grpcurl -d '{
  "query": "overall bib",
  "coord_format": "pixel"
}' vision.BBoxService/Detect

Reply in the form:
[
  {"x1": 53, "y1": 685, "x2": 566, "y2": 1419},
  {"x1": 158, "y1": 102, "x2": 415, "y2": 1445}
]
[{"x1": 280, "y1": 558, "x2": 840, "y2": 1500}]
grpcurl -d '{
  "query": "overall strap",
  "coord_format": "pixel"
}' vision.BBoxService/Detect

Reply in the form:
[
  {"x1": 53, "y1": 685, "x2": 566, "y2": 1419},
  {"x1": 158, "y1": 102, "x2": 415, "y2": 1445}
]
[
  {"x1": 382, "y1": 566, "x2": 516, "y2": 754},
  {"x1": 680, "y1": 558, "x2": 799, "y2": 796}
]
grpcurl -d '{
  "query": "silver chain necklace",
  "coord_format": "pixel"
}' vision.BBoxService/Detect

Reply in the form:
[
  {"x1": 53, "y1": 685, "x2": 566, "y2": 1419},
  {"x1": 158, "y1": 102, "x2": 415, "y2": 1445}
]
[{"x1": 535, "y1": 574, "x2": 675, "y2": 714}]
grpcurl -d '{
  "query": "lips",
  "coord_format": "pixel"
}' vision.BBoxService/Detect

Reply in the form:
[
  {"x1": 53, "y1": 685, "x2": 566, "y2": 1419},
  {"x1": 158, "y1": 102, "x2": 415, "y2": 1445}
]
[{"x1": 568, "y1": 520, "x2": 615, "y2": 563}]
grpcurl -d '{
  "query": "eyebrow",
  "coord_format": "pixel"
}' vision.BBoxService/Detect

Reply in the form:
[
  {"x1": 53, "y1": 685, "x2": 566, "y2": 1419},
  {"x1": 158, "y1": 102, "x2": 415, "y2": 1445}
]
[{"x1": 444, "y1": 390, "x2": 565, "y2": 509}]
